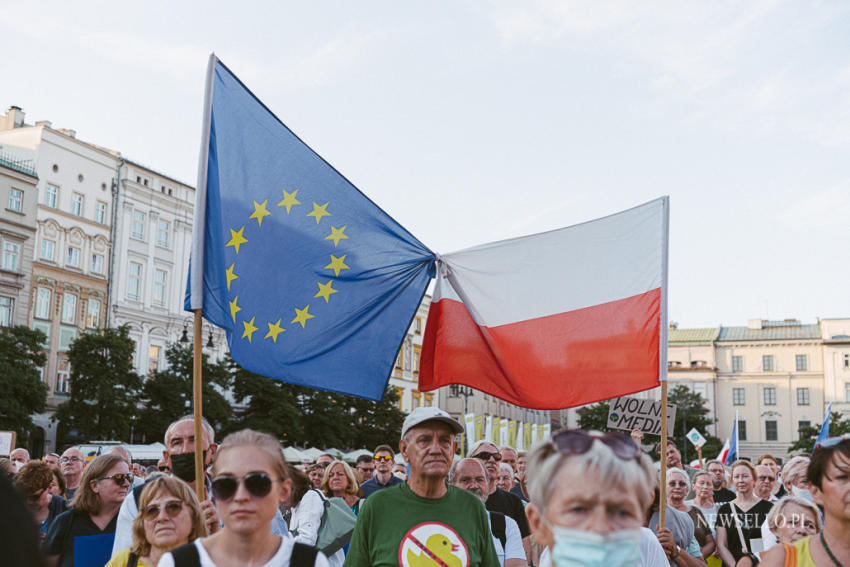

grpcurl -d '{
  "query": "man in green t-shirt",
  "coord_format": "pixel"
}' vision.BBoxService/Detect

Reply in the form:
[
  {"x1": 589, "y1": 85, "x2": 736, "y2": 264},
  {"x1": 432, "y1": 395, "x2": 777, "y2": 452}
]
[{"x1": 344, "y1": 407, "x2": 500, "y2": 567}]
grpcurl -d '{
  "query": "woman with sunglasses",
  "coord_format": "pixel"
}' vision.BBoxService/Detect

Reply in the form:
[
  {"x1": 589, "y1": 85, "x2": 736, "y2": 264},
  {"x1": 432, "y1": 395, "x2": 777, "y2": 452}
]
[
  {"x1": 44, "y1": 453, "x2": 131, "y2": 567},
  {"x1": 666, "y1": 468, "x2": 716, "y2": 560},
  {"x1": 715, "y1": 460, "x2": 774, "y2": 567},
  {"x1": 106, "y1": 476, "x2": 206, "y2": 567},
  {"x1": 159, "y1": 429, "x2": 329, "y2": 567},
  {"x1": 760, "y1": 435, "x2": 850, "y2": 567},
  {"x1": 14, "y1": 460, "x2": 67, "y2": 539},
  {"x1": 524, "y1": 429, "x2": 663, "y2": 567}
]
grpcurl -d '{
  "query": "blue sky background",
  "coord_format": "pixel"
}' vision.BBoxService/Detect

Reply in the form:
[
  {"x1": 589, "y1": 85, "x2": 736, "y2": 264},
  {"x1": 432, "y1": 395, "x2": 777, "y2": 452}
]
[{"x1": 2, "y1": 1, "x2": 849, "y2": 328}]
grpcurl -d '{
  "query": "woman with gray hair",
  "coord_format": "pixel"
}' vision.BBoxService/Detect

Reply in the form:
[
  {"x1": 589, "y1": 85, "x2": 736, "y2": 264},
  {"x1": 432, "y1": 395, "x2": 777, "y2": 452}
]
[{"x1": 525, "y1": 429, "x2": 666, "y2": 566}]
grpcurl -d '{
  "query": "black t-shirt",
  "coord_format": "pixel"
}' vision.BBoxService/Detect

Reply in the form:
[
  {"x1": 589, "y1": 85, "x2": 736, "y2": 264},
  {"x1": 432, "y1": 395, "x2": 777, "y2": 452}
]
[
  {"x1": 714, "y1": 487, "x2": 736, "y2": 503},
  {"x1": 715, "y1": 500, "x2": 773, "y2": 562},
  {"x1": 44, "y1": 508, "x2": 118, "y2": 567},
  {"x1": 43, "y1": 494, "x2": 68, "y2": 536},
  {"x1": 485, "y1": 487, "x2": 530, "y2": 538}
]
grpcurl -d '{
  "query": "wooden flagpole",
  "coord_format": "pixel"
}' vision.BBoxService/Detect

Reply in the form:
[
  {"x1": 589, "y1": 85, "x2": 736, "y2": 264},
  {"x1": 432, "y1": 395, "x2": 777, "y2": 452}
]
[
  {"x1": 192, "y1": 309, "x2": 205, "y2": 501},
  {"x1": 659, "y1": 380, "x2": 668, "y2": 528}
]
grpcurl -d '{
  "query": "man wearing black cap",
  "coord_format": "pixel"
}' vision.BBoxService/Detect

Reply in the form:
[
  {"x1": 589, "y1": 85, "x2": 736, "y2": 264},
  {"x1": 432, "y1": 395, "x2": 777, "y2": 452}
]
[{"x1": 344, "y1": 407, "x2": 499, "y2": 566}]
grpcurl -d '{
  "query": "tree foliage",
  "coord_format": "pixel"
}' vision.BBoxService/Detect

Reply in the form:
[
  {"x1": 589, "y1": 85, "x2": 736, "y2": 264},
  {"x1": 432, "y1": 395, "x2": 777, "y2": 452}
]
[
  {"x1": 54, "y1": 326, "x2": 142, "y2": 443},
  {"x1": 576, "y1": 385, "x2": 722, "y2": 462},
  {"x1": 0, "y1": 326, "x2": 48, "y2": 444},
  {"x1": 137, "y1": 344, "x2": 233, "y2": 443},
  {"x1": 229, "y1": 363, "x2": 406, "y2": 450},
  {"x1": 789, "y1": 412, "x2": 850, "y2": 454}
]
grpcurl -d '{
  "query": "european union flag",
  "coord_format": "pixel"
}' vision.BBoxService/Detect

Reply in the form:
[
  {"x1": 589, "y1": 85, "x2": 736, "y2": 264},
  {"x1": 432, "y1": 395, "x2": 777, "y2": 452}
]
[{"x1": 186, "y1": 55, "x2": 435, "y2": 400}]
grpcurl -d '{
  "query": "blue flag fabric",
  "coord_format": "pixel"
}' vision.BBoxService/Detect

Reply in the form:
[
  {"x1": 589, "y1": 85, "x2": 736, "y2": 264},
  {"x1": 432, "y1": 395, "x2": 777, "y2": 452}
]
[
  {"x1": 724, "y1": 417, "x2": 738, "y2": 466},
  {"x1": 186, "y1": 56, "x2": 435, "y2": 400},
  {"x1": 814, "y1": 403, "x2": 832, "y2": 451}
]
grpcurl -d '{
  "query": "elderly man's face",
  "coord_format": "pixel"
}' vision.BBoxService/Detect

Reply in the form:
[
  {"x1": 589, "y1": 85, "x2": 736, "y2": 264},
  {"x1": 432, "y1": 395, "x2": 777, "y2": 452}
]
[
  {"x1": 400, "y1": 422, "x2": 456, "y2": 479},
  {"x1": 471, "y1": 442, "x2": 501, "y2": 477},
  {"x1": 451, "y1": 459, "x2": 489, "y2": 503},
  {"x1": 10, "y1": 449, "x2": 28, "y2": 466},
  {"x1": 755, "y1": 465, "x2": 776, "y2": 500},
  {"x1": 500, "y1": 448, "x2": 518, "y2": 472},
  {"x1": 165, "y1": 420, "x2": 215, "y2": 466},
  {"x1": 708, "y1": 463, "x2": 725, "y2": 488},
  {"x1": 60, "y1": 448, "x2": 85, "y2": 480}
]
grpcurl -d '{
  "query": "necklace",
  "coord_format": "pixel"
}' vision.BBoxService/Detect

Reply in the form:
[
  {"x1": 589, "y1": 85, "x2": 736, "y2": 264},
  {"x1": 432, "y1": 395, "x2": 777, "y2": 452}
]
[{"x1": 821, "y1": 531, "x2": 845, "y2": 567}]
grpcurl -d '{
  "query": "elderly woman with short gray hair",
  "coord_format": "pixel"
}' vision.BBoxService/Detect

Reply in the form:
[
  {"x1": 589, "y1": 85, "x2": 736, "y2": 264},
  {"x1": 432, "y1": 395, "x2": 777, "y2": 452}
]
[{"x1": 524, "y1": 429, "x2": 667, "y2": 567}]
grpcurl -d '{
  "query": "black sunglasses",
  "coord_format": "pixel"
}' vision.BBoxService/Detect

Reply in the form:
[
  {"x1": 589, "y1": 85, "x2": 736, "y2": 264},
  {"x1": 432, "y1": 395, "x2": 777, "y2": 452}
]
[
  {"x1": 551, "y1": 430, "x2": 641, "y2": 461},
  {"x1": 211, "y1": 473, "x2": 279, "y2": 501},
  {"x1": 158, "y1": 465, "x2": 171, "y2": 472},
  {"x1": 142, "y1": 500, "x2": 184, "y2": 521},
  {"x1": 473, "y1": 451, "x2": 502, "y2": 462},
  {"x1": 100, "y1": 473, "x2": 134, "y2": 485}
]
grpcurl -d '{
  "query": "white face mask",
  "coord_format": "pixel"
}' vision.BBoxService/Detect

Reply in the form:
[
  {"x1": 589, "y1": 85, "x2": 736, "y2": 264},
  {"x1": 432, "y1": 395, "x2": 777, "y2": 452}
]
[
  {"x1": 545, "y1": 521, "x2": 642, "y2": 567},
  {"x1": 13, "y1": 460, "x2": 24, "y2": 472},
  {"x1": 791, "y1": 485, "x2": 814, "y2": 503}
]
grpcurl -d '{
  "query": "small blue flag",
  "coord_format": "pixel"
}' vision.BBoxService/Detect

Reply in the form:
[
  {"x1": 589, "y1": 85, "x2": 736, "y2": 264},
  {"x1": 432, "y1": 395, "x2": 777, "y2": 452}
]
[
  {"x1": 724, "y1": 415, "x2": 738, "y2": 466},
  {"x1": 814, "y1": 403, "x2": 832, "y2": 452},
  {"x1": 186, "y1": 55, "x2": 435, "y2": 400}
]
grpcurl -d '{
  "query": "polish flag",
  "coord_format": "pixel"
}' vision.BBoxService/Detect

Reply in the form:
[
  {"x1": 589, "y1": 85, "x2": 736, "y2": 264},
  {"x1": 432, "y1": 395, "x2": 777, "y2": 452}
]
[{"x1": 419, "y1": 197, "x2": 668, "y2": 410}]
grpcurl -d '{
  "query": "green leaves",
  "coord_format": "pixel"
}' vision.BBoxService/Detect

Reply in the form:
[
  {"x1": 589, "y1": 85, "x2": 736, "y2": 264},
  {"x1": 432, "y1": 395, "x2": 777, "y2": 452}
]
[
  {"x1": 54, "y1": 326, "x2": 142, "y2": 444},
  {"x1": 789, "y1": 412, "x2": 850, "y2": 454},
  {"x1": 0, "y1": 326, "x2": 48, "y2": 444}
]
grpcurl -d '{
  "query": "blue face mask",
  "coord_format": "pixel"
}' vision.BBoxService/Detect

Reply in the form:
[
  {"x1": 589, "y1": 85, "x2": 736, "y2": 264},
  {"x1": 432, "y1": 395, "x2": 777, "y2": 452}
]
[{"x1": 546, "y1": 523, "x2": 642, "y2": 567}]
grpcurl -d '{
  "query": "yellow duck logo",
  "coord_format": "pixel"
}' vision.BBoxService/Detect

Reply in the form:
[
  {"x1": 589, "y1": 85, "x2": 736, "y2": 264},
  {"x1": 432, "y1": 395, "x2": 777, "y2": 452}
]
[{"x1": 406, "y1": 533, "x2": 463, "y2": 567}]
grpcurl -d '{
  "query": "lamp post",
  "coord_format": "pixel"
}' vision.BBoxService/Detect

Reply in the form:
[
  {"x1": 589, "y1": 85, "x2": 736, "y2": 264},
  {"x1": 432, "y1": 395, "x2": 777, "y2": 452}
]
[
  {"x1": 180, "y1": 319, "x2": 215, "y2": 350},
  {"x1": 449, "y1": 384, "x2": 474, "y2": 415}
]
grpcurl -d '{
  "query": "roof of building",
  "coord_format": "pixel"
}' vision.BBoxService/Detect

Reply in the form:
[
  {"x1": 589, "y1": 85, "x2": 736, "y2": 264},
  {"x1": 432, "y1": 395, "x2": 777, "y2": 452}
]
[
  {"x1": 669, "y1": 327, "x2": 720, "y2": 345},
  {"x1": 0, "y1": 151, "x2": 37, "y2": 178},
  {"x1": 718, "y1": 324, "x2": 821, "y2": 341}
]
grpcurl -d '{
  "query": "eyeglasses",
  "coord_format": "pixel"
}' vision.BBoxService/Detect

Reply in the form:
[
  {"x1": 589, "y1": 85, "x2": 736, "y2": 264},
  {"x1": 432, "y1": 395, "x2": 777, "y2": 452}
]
[
  {"x1": 60, "y1": 456, "x2": 83, "y2": 464},
  {"x1": 158, "y1": 465, "x2": 171, "y2": 472},
  {"x1": 373, "y1": 455, "x2": 393, "y2": 462},
  {"x1": 551, "y1": 430, "x2": 641, "y2": 461},
  {"x1": 142, "y1": 501, "x2": 184, "y2": 521},
  {"x1": 757, "y1": 476, "x2": 776, "y2": 482},
  {"x1": 100, "y1": 473, "x2": 134, "y2": 485},
  {"x1": 211, "y1": 473, "x2": 279, "y2": 501},
  {"x1": 472, "y1": 451, "x2": 502, "y2": 462}
]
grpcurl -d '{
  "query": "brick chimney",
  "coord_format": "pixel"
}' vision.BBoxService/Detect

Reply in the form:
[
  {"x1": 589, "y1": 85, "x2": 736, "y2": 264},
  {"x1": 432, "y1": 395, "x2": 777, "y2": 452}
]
[{"x1": 0, "y1": 106, "x2": 25, "y2": 130}]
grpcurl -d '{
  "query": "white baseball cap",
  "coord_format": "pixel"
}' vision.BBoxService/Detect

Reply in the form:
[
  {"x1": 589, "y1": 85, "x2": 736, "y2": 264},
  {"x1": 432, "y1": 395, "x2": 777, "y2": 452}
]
[{"x1": 401, "y1": 407, "x2": 464, "y2": 439}]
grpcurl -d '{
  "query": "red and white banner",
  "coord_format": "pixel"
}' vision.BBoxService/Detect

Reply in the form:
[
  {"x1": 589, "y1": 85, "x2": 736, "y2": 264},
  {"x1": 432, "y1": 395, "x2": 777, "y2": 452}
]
[{"x1": 419, "y1": 197, "x2": 668, "y2": 410}]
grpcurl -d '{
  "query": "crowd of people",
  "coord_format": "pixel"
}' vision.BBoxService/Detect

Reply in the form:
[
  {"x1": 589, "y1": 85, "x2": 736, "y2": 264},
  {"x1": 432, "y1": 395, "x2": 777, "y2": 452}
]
[{"x1": 2, "y1": 406, "x2": 849, "y2": 567}]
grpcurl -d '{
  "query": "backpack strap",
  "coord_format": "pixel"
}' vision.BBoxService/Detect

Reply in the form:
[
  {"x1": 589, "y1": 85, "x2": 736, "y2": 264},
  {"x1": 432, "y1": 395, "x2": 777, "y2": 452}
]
[
  {"x1": 171, "y1": 542, "x2": 201, "y2": 567},
  {"x1": 488, "y1": 510, "x2": 507, "y2": 551},
  {"x1": 291, "y1": 542, "x2": 319, "y2": 566},
  {"x1": 782, "y1": 542, "x2": 797, "y2": 567},
  {"x1": 127, "y1": 552, "x2": 139, "y2": 567}
]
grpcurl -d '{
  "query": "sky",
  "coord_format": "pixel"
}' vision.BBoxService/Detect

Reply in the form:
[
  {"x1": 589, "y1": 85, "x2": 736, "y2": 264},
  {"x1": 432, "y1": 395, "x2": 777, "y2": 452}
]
[{"x1": 2, "y1": 1, "x2": 849, "y2": 329}]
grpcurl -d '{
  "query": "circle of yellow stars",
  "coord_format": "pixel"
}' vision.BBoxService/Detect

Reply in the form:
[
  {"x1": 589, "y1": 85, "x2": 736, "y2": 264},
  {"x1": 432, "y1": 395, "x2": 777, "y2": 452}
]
[{"x1": 225, "y1": 188, "x2": 351, "y2": 344}]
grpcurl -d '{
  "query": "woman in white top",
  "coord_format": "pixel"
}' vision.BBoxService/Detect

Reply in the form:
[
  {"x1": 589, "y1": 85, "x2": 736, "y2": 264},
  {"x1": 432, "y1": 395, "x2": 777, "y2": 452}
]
[
  {"x1": 288, "y1": 466, "x2": 345, "y2": 567},
  {"x1": 158, "y1": 429, "x2": 329, "y2": 567}
]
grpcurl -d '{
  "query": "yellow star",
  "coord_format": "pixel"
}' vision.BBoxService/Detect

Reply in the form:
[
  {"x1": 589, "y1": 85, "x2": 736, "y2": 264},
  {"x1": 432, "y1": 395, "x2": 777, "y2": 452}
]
[
  {"x1": 242, "y1": 316, "x2": 257, "y2": 342},
  {"x1": 249, "y1": 200, "x2": 271, "y2": 227},
  {"x1": 291, "y1": 305, "x2": 315, "y2": 329},
  {"x1": 324, "y1": 225, "x2": 349, "y2": 247},
  {"x1": 324, "y1": 254, "x2": 349, "y2": 277},
  {"x1": 314, "y1": 280, "x2": 338, "y2": 303},
  {"x1": 307, "y1": 202, "x2": 331, "y2": 224},
  {"x1": 264, "y1": 319, "x2": 285, "y2": 342},
  {"x1": 276, "y1": 189, "x2": 301, "y2": 214},
  {"x1": 229, "y1": 296, "x2": 242, "y2": 322},
  {"x1": 226, "y1": 264, "x2": 238, "y2": 291},
  {"x1": 226, "y1": 226, "x2": 248, "y2": 254}
]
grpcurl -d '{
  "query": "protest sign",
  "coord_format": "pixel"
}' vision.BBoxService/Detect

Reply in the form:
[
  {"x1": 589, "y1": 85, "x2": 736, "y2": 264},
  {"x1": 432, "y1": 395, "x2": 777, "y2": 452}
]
[
  {"x1": 686, "y1": 428, "x2": 707, "y2": 448},
  {"x1": 0, "y1": 431, "x2": 15, "y2": 457},
  {"x1": 607, "y1": 396, "x2": 676, "y2": 436}
]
